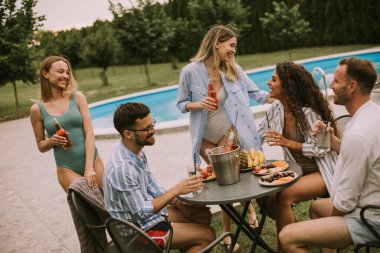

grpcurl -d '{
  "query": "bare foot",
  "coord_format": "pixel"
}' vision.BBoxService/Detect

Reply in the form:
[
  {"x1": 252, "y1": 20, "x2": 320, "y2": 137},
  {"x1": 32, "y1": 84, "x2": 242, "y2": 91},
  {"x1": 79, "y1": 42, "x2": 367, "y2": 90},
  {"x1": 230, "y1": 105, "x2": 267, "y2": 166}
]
[
  {"x1": 223, "y1": 237, "x2": 239, "y2": 252},
  {"x1": 249, "y1": 211, "x2": 259, "y2": 229}
]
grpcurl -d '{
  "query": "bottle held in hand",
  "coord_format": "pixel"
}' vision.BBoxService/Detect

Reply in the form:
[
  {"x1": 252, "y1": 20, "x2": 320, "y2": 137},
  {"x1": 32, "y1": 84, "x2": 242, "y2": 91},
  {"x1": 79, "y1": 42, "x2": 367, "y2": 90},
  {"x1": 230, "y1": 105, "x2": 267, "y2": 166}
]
[
  {"x1": 207, "y1": 81, "x2": 218, "y2": 110},
  {"x1": 53, "y1": 117, "x2": 72, "y2": 150}
]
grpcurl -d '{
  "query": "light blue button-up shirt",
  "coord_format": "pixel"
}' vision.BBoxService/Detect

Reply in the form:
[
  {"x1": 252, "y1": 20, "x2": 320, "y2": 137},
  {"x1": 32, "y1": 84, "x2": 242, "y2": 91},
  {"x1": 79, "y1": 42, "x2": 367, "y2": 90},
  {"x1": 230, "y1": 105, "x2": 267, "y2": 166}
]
[
  {"x1": 176, "y1": 61, "x2": 268, "y2": 165},
  {"x1": 104, "y1": 141, "x2": 167, "y2": 229}
]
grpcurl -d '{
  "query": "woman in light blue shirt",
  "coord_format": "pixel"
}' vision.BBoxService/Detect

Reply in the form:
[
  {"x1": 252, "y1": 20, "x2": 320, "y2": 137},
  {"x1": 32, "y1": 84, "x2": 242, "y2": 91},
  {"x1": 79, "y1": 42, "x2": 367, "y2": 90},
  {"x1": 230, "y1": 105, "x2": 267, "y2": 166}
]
[{"x1": 176, "y1": 24, "x2": 271, "y2": 252}]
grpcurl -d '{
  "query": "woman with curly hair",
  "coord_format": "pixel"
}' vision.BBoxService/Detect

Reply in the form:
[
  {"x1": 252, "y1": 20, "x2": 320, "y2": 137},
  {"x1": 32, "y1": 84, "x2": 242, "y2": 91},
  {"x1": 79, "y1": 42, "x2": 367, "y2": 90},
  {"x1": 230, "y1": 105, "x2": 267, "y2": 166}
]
[{"x1": 257, "y1": 61, "x2": 338, "y2": 253}]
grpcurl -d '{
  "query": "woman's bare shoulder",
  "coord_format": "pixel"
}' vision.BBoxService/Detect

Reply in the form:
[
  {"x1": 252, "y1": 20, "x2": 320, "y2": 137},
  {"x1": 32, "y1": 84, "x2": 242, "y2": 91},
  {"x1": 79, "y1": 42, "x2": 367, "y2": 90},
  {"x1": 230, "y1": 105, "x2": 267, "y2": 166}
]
[
  {"x1": 29, "y1": 102, "x2": 43, "y2": 121},
  {"x1": 30, "y1": 102, "x2": 41, "y2": 113},
  {"x1": 74, "y1": 91, "x2": 88, "y2": 103}
]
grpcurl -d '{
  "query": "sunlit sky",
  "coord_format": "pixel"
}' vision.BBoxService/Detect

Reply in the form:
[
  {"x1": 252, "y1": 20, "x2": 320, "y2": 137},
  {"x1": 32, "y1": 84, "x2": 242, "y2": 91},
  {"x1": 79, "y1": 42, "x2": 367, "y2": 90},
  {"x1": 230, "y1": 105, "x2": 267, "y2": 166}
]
[{"x1": 35, "y1": 0, "x2": 167, "y2": 31}]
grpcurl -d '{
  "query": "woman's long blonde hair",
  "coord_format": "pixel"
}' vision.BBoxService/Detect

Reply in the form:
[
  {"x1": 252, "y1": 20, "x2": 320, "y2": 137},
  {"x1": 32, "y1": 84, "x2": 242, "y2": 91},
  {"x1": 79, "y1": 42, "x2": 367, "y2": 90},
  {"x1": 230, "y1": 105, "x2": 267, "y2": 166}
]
[
  {"x1": 191, "y1": 25, "x2": 239, "y2": 82},
  {"x1": 39, "y1": 56, "x2": 77, "y2": 102}
]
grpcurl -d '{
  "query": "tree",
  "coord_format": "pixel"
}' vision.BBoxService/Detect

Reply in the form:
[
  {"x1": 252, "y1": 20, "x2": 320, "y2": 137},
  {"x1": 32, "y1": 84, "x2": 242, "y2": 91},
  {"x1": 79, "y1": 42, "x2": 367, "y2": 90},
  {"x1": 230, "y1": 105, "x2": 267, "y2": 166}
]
[
  {"x1": 80, "y1": 21, "x2": 119, "y2": 86},
  {"x1": 54, "y1": 29, "x2": 84, "y2": 68},
  {"x1": 260, "y1": 1, "x2": 311, "y2": 59},
  {"x1": 240, "y1": 0, "x2": 273, "y2": 53},
  {"x1": 187, "y1": 0, "x2": 250, "y2": 56},
  {"x1": 35, "y1": 30, "x2": 60, "y2": 58},
  {"x1": 0, "y1": 0, "x2": 44, "y2": 118},
  {"x1": 111, "y1": 0, "x2": 175, "y2": 86}
]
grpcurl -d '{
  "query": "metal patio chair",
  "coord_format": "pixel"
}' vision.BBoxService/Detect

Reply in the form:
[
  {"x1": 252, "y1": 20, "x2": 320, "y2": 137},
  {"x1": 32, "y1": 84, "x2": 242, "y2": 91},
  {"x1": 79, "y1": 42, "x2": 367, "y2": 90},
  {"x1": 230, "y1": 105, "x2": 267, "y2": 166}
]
[
  {"x1": 354, "y1": 205, "x2": 380, "y2": 253},
  {"x1": 335, "y1": 114, "x2": 352, "y2": 136},
  {"x1": 106, "y1": 216, "x2": 234, "y2": 253},
  {"x1": 71, "y1": 191, "x2": 119, "y2": 253}
]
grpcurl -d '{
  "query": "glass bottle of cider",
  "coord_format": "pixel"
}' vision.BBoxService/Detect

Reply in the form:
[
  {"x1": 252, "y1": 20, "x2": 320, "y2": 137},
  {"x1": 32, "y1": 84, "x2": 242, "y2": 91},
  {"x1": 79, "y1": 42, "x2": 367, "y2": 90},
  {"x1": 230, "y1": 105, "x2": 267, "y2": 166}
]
[
  {"x1": 207, "y1": 81, "x2": 218, "y2": 110},
  {"x1": 52, "y1": 117, "x2": 72, "y2": 149},
  {"x1": 223, "y1": 131, "x2": 234, "y2": 153}
]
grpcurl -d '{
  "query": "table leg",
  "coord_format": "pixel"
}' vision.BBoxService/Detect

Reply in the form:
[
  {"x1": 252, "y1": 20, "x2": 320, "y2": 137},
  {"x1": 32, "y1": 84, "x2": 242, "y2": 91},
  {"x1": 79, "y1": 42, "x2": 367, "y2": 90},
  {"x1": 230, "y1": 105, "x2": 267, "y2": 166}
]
[
  {"x1": 221, "y1": 203, "x2": 248, "y2": 253},
  {"x1": 220, "y1": 199, "x2": 276, "y2": 253},
  {"x1": 250, "y1": 196, "x2": 269, "y2": 253}
]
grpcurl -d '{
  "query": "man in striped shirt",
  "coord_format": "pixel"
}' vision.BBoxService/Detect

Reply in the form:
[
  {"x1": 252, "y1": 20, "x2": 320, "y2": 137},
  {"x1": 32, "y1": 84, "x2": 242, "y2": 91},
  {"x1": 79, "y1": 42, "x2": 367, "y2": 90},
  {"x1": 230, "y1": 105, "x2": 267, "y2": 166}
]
[{"x1": 104, "y1": 102, "x2": 216, "y2": 252}]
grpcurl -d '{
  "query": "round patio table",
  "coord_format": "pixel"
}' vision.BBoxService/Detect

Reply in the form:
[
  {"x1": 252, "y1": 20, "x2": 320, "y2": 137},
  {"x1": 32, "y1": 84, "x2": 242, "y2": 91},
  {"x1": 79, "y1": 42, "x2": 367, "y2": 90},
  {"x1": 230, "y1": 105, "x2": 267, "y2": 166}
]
[{"x1": 178, "y1": 161, "x2": 302, "y2": 253}]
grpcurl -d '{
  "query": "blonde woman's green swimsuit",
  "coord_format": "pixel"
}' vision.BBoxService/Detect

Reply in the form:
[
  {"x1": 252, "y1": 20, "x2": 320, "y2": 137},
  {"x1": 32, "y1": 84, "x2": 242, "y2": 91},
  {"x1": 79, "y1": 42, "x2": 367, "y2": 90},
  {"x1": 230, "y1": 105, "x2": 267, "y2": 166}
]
[{"x1": 37, "y1": 95, "x2": 98, "y2": 175}]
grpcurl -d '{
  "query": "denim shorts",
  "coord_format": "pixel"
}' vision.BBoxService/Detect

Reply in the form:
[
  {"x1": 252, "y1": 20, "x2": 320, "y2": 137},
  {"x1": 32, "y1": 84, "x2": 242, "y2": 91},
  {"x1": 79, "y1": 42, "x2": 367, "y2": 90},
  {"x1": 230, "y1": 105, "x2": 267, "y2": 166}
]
[{"x1": 345, "y1": 216, "x2": 380, "y2": 245}]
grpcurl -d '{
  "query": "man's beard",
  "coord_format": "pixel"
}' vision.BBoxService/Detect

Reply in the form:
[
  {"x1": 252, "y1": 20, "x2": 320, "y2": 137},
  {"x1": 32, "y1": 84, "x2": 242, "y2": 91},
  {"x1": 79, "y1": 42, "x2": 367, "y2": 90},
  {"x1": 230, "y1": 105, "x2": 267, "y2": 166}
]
[
  {"x1": 135, "y1": 133, "x2": 155, "y2": 146},
  {"x1": 333, "y1": 89, "x2": 350, "y2": 106}
]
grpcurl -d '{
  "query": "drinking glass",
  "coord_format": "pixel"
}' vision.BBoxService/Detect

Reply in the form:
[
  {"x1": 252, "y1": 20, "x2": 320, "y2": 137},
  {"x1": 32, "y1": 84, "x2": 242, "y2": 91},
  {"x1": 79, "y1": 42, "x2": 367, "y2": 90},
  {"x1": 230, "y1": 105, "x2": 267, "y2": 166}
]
[
  {"x1": 186, "y1": 164, "x2": 203, "y2": 194},
  {"x1": 316, "y1": 122, "x2": 330, "y2": 151}
]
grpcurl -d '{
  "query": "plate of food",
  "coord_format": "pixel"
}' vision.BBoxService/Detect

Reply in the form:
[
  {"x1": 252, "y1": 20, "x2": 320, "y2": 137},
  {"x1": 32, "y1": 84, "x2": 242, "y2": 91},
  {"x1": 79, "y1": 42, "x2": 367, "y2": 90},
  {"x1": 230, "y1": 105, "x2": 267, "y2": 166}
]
[
  {"x1": 258, "y1": 171, "x2": 297, "y2": 186},
  {"x1": 240, "y1": 167, "x2": 254, "y2": 173},
  {"x1": 203, "y1": 173, "x2": 216, "y2": 182},
  {"x1": 252, "y1": 160, "x2": 289, "y2": 175},
  {"x1": 199, "y1": 166, "x2": 217, "y2": 182}
]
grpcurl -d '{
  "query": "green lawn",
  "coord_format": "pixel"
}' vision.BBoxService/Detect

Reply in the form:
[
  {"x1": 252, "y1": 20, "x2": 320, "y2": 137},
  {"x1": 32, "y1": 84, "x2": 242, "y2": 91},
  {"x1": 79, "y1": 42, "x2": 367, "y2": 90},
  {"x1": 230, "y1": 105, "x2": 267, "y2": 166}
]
[
  {"x1": 171, "y1": 201, "x2": 378, "y2": 252},
  {"x1": 0, "y1": 44, "x2": 378, "y2": 122}
]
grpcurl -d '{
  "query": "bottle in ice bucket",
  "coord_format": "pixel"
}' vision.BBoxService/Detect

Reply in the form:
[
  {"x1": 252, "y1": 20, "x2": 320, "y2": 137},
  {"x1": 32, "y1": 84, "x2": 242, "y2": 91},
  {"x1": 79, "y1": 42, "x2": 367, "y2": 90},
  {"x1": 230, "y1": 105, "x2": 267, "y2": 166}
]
[
  {"x1": 207, "y1": 81, "x2": 218, "y2": 110},
  {"x1": 52, "y1": 117, "x2": 72, "y2": 150},
  {"x1": 223, "y1": 131, "x2": 234, "y2": 153}
]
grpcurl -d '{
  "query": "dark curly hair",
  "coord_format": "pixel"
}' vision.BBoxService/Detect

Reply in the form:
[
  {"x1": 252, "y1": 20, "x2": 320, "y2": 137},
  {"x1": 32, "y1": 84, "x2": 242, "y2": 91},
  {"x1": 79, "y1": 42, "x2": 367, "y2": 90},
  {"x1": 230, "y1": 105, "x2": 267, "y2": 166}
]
[{"x1": 276, "y1": 61, "x2": 337, "y2": 137}]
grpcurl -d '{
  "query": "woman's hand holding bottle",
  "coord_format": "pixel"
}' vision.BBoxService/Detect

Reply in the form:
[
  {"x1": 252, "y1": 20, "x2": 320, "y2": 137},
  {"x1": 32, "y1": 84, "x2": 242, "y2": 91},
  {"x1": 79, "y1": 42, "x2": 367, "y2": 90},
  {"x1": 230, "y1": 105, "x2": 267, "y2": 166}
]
[
  {"x1": 50, "y1": 133, "x2": 69, "y2": 149},
  {"x1": 197, "y1": 97, "x2": 218, "y2": 111}
]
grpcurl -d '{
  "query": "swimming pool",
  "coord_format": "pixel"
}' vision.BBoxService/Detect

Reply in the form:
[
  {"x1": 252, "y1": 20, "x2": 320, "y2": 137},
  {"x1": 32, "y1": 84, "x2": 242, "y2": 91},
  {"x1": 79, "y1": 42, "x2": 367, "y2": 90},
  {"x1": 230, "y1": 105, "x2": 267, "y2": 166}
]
[{"x1": 90, "y1": 48, "x2": 380, "y2": 132}]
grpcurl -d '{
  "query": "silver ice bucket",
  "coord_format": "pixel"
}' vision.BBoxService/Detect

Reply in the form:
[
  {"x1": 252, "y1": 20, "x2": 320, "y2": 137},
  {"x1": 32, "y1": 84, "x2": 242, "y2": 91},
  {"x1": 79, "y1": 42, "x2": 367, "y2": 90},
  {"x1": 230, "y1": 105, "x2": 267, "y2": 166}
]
[{"x1": 206, "y1": 146, "x2": 240, "y2": 186}]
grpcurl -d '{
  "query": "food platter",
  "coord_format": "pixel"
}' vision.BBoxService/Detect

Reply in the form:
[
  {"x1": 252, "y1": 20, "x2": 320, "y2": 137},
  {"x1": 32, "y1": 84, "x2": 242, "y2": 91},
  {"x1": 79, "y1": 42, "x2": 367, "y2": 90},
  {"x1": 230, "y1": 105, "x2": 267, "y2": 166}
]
[
  {"x1": 203, "y1": 174, "x2": 216, "y2": 182},
  {"x1": 240, "y1": 167, "x2": 254, "y2": 173},
  {"x1": 199, "y1": 166, "x2": 216, "y2": 182},
  {"x1": 252, "y1": 161, "x2": 289, "y2": 175},
  {"x1": 258, "y1": 171, "x2": 297, "y2": 186}
]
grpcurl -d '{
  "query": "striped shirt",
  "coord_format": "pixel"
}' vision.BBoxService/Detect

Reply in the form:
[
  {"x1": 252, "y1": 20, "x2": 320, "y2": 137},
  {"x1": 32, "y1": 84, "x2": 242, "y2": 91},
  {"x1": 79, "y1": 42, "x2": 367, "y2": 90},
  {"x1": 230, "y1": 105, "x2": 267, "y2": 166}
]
[
  {"x1": 177, "y1": 61, "x2": 268, "y2": 165},
  {"x1": 257, "y1": 100, "x2": 338, "y2": 195},
  {"x1": 103, "y1": 141, "x2": 167, "y2": 229}
]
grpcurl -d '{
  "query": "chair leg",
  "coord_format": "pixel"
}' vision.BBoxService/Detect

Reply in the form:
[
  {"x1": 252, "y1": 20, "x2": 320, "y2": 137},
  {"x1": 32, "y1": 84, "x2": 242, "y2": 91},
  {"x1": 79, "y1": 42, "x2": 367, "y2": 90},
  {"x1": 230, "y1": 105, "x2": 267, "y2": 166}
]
[{"x1": 355, "y1": 244, "x2": 380, "y2": 253}]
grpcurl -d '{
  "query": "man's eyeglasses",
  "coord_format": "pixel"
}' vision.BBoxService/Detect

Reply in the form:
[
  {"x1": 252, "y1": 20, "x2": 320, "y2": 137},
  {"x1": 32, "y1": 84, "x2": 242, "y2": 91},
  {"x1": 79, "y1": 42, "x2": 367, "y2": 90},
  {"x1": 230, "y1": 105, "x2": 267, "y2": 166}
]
[{"x1": 126, "y1": 119, "x2": 156, "y2": 134}]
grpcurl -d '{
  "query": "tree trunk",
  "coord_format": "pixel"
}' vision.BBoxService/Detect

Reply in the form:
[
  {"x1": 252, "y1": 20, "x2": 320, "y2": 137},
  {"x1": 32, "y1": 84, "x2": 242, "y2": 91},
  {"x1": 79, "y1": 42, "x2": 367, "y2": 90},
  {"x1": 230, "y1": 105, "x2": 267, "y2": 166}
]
[
  {"x1": 100, "y1": 67, "x2": 109, "y2": 86},
  {"x1": 12, "y1": 81, "x2": 19, "y2": 118},
  {"x1": 144, "y1": 63, "x2": 152, "y2": 86}
]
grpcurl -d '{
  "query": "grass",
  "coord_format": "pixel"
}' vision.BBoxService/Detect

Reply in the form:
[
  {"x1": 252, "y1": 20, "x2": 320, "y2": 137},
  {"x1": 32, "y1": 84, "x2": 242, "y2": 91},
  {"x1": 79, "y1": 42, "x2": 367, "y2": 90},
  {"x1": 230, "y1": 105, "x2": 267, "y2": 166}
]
[
  {"x1": 170, "y1": 201, "x2": 378, "y2": 252},
  {"x1": 0, "y1": 44, "x2": 379, "y2": 122}
]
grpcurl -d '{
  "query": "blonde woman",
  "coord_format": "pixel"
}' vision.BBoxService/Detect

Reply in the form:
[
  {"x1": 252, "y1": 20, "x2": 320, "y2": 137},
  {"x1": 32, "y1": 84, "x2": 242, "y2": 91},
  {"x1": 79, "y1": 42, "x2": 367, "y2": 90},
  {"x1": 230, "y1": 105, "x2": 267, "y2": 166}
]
[
  {"x1": 177, "y1": 25, "x2": 272, "y2": 252},
  {"x1": 30, "y1": 56, "x2": 104, "y2": 192}
]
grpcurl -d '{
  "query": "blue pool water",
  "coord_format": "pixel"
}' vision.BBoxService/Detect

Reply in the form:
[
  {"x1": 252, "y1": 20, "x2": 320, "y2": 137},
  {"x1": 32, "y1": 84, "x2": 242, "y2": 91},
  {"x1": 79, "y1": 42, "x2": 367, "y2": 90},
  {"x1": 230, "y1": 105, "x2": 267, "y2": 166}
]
[{"x1": 91, "y1": 50, "x2": 380, "y2": 129}]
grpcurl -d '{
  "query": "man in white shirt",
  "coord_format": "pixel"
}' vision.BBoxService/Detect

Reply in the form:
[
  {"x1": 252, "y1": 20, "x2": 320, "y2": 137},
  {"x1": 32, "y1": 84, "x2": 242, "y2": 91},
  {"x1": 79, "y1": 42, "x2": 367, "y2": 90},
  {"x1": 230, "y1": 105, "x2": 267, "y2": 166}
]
[{"x1": 279, "y1": 57, "x2": 380, "y2": 252}]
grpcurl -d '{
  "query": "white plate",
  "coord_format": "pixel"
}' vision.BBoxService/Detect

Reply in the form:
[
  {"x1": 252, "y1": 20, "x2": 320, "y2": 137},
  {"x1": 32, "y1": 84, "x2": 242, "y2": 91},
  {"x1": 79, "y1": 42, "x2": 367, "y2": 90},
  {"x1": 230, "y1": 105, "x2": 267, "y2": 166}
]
[
  {"x1": 258, "y1": 171, "x2": 298, "y2": 186},
  {"x1": 252, "y1": 168, "x2": 270, "y2": 176},
  {"x1": 252, "y1": 162, "x2": 289, "y2": 176}
]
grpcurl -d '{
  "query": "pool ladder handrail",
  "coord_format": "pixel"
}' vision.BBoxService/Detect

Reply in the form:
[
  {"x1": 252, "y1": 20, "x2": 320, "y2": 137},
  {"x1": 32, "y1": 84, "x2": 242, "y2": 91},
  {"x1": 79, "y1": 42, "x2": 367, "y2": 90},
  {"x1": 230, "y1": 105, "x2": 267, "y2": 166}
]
[{"x1": 312, "y1": 67, "x2": 328, "y2": 98}]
